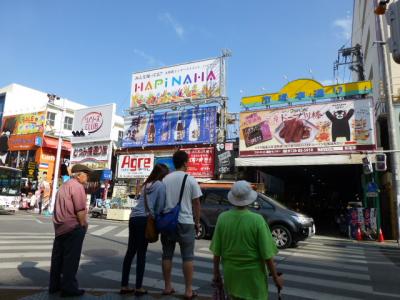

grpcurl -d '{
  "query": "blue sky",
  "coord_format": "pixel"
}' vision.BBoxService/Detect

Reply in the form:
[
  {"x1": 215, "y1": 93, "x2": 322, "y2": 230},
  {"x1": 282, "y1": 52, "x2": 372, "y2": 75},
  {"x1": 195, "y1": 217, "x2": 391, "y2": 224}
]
[{"x1": 0, "y1": 0, "x2": 353, "y2": 114}]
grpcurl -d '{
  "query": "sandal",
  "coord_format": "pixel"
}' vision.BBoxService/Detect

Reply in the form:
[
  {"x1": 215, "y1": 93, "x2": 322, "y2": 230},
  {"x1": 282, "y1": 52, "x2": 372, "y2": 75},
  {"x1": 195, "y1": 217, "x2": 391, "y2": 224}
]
[
  {"x1": 119, "y1": 287, "x2": 135, "y2": 294},
  {"x1": 135, "y1": 288, "x2": 148, "y2": 296},
  {"x1": 183, "y1": 291, "x2": 198, "y2": 300},
  {"x1": 161, "y1": 288, "x2": 176, "y2": 295}
]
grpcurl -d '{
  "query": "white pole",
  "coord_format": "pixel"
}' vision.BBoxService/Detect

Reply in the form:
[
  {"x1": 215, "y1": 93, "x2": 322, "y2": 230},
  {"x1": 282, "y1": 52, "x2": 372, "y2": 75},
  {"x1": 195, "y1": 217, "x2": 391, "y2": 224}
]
[{"x1": 49, "y1": 99, "x2": 65, "y2": 214}]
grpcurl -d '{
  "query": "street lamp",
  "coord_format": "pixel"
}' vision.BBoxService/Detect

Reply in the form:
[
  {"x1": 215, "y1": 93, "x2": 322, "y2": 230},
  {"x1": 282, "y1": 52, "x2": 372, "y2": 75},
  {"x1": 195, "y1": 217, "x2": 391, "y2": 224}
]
[{"x1": 48, "y1": 96, "x2": 66, "y2": 214}]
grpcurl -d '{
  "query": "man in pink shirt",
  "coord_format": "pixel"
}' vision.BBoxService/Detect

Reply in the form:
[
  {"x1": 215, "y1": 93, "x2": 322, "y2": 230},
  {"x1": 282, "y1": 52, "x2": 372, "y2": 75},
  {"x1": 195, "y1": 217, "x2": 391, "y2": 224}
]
[{"x1": 49, "y1": 164, "x2": 92, "y2": 297}]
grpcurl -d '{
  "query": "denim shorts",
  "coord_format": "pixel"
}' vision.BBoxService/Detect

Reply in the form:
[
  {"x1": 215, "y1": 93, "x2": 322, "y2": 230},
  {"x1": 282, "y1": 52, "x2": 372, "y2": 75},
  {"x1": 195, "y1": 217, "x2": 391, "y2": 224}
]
[{"x1": 161, "y1": 223, "x2": 195, "y2": 262}]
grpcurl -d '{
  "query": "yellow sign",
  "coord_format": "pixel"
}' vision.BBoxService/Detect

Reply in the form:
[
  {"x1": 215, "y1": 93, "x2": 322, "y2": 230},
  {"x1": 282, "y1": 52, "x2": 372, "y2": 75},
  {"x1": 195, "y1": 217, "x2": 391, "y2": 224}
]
[
  {"x1": 241, "y1": 79, "x2": 373, "y2": 108},
  {"x1": 2, "y1": 112, "x2": 46, "y2": 135}
]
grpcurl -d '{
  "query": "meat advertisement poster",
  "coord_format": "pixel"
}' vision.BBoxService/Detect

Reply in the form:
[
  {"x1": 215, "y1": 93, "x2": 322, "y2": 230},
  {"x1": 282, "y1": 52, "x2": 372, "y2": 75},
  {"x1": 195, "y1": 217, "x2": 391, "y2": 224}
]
[{"x1": 239, "y1": 98, "x2": 376, "y2": 157}]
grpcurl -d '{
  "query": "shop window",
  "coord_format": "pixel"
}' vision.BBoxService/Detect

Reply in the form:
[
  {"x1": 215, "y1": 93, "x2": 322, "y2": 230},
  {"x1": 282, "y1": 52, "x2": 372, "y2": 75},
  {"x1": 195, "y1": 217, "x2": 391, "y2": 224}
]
[
  {"x1": 64, "y1": 116, "x2": 73, "y2": 130},
  {"x1": 47, "y1": 112, "x2": 56, "y2": 127}
]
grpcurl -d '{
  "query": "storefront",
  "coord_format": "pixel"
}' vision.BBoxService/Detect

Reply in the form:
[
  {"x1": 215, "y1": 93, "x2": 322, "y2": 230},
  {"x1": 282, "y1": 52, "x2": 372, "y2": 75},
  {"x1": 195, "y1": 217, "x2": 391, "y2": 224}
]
[{"x1": 237, "y1": 79, "x2": 380, "y2": 236}]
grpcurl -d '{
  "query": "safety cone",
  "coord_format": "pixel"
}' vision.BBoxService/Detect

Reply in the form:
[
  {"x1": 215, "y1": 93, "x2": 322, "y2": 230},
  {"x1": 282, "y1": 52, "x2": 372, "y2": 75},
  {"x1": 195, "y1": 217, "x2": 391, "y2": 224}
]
[
  {"x1": 356, "y1": 226, "x2": 362, "y2": 241},
  {"x1": 378, "y1": 229, "x2": 385, "y2": 243}
]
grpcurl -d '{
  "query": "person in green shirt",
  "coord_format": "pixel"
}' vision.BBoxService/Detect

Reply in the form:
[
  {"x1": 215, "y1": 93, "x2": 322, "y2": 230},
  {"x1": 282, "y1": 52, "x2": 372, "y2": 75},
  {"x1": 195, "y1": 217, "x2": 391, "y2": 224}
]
[{"x1": 209, "y1": 181, "x2": 283, "y2": 300}]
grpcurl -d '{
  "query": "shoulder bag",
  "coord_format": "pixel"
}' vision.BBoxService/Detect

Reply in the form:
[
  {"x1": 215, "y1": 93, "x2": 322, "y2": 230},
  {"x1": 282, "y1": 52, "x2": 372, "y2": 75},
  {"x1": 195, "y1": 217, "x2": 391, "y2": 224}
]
[
  {"x1": 144, "y1": 188, "x2": 159, "y2": 243},
  {"x1": 156, "y1": 174, "x2": 188, "y2": 233}
]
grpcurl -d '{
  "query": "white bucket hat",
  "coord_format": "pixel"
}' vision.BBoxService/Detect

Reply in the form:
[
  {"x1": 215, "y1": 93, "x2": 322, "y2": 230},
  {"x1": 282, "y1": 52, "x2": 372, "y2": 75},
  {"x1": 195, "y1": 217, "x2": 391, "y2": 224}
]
[{"x1": 227, "y1": 180, "x2": 258, "y2": 207}]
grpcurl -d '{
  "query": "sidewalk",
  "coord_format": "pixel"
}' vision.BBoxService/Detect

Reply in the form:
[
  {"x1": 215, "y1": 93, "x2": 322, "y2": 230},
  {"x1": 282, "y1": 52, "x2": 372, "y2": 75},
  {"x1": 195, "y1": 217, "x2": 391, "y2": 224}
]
[{"x1": 0, "y1": 289, "x2": 209, "y2": 300}]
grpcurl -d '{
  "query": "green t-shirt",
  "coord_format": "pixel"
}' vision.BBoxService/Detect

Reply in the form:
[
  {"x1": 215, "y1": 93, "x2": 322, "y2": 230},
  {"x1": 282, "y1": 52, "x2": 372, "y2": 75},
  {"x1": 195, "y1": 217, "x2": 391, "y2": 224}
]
[{"x1": 209, "y1": 208, "x2": 278, "y2": 300}]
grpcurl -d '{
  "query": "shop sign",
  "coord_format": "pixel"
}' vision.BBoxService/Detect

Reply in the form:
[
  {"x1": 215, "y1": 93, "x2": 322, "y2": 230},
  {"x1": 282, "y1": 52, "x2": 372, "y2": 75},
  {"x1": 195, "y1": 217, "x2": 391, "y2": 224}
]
[
  {"x1": 26, "y1": 161, "x2": 37, "y2": 181},
  {"x1": 8, "y1": 134, "x2": 41, "y2": 151},
  {"x1": 182, "y1": 147, "x2": 214, "y2": 178},
  {"x1": 131, "y1": 57, "x2": 223, "y2": 108},
  {"x1": 41, "y1": 153, "x2": 55, "y2": 162},
  {"x1": 101, "y1": 169, "x2": 113, "y2": 181},
  {"x1": 122, "y1": 106, "x2": 217, "y2": 147},
  {"x1": 2, "y1": 112, "x2": 46, "y2": 135},
  {"x1": 241, "y1": 79, "x2": 372, "y2": 108},
  {"x1": 216, "y1": 143, "x2": 236, "y2": 174},
  {"x1": 72, "y1": 104, "x2": 115, "y2": 142},
  {"x1": 71, "y1": 142, "x2": 111, "y2": 170},
  {"x1": 239, "y1": 98, "x2": 376, "y2": 157},
  {"x1": 117, "y1": 154, "x2": 154, "y2": 178}
]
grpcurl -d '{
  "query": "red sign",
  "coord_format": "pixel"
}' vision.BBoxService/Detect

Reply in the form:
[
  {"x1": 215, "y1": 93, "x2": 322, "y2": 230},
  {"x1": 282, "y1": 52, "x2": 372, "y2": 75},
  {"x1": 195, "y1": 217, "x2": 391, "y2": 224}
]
[
  {"x1": 82, "y1": 112, "x2": 103, "y2": 134},
  {"x1": 183, "y1": 147, "x2": 215, "y2": 178}
]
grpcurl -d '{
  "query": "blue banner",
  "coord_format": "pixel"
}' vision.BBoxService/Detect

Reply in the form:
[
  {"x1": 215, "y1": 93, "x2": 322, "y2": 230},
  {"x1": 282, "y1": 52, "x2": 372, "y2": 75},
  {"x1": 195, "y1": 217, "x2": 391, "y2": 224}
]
[
  {"x1": 155, "y1": 157, "x2": 175, "y2": 172},
  {"x1": 122, "y1": 106, "x2": 217, "y2": 147}
]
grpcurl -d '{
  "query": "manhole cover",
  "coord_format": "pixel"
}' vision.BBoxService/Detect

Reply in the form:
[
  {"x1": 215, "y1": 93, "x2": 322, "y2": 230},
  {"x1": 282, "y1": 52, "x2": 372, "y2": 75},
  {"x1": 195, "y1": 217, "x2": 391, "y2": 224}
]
[{"x1": 83, "y1": 249, "x2": 118, "y2": 257}]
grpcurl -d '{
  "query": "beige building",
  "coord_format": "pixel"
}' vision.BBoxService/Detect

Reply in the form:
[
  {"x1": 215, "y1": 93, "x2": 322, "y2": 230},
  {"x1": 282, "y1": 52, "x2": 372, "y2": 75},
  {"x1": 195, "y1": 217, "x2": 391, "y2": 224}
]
[{"x1": 352, "y1": 0, "x2": 400, "y2": 238}]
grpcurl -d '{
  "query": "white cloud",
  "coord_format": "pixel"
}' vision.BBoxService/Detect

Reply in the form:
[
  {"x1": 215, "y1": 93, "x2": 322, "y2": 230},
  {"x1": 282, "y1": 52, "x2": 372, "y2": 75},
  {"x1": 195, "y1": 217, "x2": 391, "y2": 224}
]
[
  {"x1": 159, "y1": 12, "x2": 184, "y2": 39},
  {"x1": 333, "y1": 17, "x2": 352, "y2": 40},
  {"x1": 133, "y1": 49, "x2": 164, "y2": 67}
]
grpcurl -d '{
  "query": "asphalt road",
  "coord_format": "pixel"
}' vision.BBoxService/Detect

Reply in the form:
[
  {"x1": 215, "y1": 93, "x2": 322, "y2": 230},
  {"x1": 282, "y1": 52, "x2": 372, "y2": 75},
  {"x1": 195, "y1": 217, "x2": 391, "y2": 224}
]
[{"x1": 0, "y1": 211, "x2": 400, "y2": 300}]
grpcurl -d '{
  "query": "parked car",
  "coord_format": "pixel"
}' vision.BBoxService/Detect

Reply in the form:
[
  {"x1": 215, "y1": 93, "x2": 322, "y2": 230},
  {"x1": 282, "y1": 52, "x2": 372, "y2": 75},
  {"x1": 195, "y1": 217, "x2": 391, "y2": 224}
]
[{"x1": 198, "y1": 183, "x2": 315, "y2": 249}]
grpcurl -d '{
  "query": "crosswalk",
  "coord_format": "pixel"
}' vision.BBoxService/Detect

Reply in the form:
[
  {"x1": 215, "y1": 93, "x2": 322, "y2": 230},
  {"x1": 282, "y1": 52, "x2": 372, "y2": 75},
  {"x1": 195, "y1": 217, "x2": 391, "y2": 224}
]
[{"x1": 0, "y1": 229, "x2": 399, "y2": 299}]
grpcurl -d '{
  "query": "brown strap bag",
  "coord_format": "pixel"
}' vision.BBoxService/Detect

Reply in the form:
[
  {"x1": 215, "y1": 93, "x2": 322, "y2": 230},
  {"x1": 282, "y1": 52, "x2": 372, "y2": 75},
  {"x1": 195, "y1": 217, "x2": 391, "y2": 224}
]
[{"x1": 143, "y1": 188, "x2": 159, "y2": 243}]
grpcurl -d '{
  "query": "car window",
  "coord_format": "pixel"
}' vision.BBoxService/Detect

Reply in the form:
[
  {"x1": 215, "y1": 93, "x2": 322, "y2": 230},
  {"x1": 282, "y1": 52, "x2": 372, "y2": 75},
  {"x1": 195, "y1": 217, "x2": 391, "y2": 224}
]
[
  {"x1": 258, "y1": 196, "x2": 274, "y2": 209},
  {"x1": 202, "y1": 189, "x2": 230, "y2": 205}
]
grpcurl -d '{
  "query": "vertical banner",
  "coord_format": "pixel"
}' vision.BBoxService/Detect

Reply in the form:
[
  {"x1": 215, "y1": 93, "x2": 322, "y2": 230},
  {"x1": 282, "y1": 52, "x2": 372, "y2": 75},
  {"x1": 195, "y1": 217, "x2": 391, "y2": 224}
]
[{"x1": 182, "y1": 147, "x2": 215, "y2": 178}]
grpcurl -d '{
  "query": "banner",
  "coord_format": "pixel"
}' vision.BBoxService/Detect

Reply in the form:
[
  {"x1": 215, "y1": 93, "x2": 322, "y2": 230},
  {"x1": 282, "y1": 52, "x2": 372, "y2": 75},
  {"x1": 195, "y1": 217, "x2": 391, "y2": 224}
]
[
  {"x1": 239, "y1": 98, "x2": 376, "y2": 157},
  {"x1": 155, "y1": 156, "x2": 175, "y2": 172},
  {"x1": 2, "y1": 112, "x2": 46, "y2": 135},
  {"x1": 183, "y1": 147, "x2": 214, "y2": 178},
  {"x1": 216, "y1": 142, "x2": 236, "y2": 174},
  {"x1": 72, "y1": 104, "x2": 115, "y2": 142},
  {"x1": 131, "y1": 58, "x2": 222, "y2": 107},
  {"x1": 117, "y1": 154, "x2": 154, "y2": 178},
  {"x1": 122, "y1": 106, "x2": 217, "y2": 147},
  {"x1": 71, "y1": 142, "x2": 111, "y2": 170}
]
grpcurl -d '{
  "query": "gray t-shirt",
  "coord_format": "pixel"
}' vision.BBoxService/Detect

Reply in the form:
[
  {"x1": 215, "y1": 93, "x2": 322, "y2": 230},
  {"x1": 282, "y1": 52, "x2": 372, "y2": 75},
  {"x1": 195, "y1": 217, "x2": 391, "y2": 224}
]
[{"x1": 163, "y1": 171, "x2": 202, "y2": 224}]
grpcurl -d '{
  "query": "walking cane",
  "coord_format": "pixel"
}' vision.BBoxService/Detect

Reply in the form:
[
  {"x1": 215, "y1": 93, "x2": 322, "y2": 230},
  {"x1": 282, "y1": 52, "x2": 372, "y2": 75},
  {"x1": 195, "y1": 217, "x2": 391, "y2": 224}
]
[{"x1": 269, "y1": 272, "x2": 283, "y2": 300}]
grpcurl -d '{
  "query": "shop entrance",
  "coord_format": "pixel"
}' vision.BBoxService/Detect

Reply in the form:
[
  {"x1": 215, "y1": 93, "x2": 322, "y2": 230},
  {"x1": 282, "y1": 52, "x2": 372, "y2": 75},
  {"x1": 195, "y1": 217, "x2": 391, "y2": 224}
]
[{"x1": 245, "y1": 164, "x2": 363, "y2": 236}]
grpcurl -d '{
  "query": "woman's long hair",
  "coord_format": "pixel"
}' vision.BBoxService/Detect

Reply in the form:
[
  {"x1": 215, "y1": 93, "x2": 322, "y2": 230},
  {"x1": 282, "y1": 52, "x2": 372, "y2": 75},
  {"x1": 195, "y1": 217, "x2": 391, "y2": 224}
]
[{"x1": 143, "y1": 163, "x2": 169, "y2": 187}]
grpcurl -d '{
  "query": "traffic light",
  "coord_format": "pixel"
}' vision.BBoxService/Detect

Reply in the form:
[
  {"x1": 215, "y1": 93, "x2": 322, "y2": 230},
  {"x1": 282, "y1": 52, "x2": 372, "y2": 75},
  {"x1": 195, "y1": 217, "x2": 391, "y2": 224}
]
[
  {"x1": 72, "y1": 130, "x2": 88, "y2": 137},
  {"x1": 362, "y1": 156, "x2": 373, "y2": 174},
  {"x1": 375, "y1": 153, "x2": 387, "y2": 171},
  {"x1": 388, "y1": 1, "x2": 400, "y2": 63}
]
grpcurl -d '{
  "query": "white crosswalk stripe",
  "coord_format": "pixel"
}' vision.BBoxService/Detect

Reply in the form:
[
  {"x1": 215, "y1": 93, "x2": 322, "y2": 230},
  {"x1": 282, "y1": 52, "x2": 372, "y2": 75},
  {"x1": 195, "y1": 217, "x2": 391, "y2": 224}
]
[
  {"x1": 115, "y1": 227, "x2": 129, "y2": 237},
  {"x1": 90, "y1": 225, "x2": 118, "y2": 236}
]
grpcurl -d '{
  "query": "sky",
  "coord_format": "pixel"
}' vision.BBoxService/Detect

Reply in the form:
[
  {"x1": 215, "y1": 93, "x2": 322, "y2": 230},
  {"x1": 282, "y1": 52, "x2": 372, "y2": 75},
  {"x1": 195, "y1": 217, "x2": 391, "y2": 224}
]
[{"x1": 0, "y1": 0, "x2": 353, "y2": 114}]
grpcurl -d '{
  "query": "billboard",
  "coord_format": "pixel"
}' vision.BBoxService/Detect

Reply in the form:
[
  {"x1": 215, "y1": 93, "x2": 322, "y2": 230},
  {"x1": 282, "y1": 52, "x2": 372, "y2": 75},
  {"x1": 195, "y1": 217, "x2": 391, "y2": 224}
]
[
  {"x1": 72, "y1": 103, "x2": 115, "y2": 142},
  {"x1": 239, "y1": 98, "x2": 376, "y2": 157},
  {"x1": 117, "y1": 154, "x2": 154, "y2": 178},
  {"x1": 2, "y1": 112, "x2": 46, "y2": 135},
  {"x1": 131, "y1": 58, "x2": 223, "y2": 108},
  {"x1": 71, "y1": 142, "x2": 112, "y2": 170},
  {"x1": 122, "y1": 106, "x2": 217, "y2": 147},
  {"x1": 182, "y1": 147, "x2": 215, "y2": 178}
]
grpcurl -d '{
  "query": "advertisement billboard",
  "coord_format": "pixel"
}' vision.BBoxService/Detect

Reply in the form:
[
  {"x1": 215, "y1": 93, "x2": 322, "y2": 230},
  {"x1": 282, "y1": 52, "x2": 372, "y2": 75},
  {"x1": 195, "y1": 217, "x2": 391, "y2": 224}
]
[
  {"x1": 239, "y1": 98, "x2": 376, "y2": 157},
  {"x1": 131, "y1": 58, "x2": 223, "y2": 108},
  {"x1": 117, "y1": 154, "x2": 154, "y2": 178},
  {"x1": 122, "y1": 106, "x2": 217, "y2": 147},
  {"x1": 2, "y1": 112, "x2": 46, "y2": 135},
  {"x1": 72, "y1": 103, "x2": 115, "y2": 142},
  {"x1": 71, "y1": 142, "x2": 112, "y2": 170},
  {"x1": 182, "y1": 147, "x2": 214, "y2": 178}
]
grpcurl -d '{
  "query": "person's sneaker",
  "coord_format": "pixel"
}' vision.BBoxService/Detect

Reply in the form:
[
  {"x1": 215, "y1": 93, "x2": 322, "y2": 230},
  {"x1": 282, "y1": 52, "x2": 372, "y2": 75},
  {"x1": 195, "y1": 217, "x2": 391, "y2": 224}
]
[{"x1": 60, "y1": 289, "x2": 85, "y2": 297}]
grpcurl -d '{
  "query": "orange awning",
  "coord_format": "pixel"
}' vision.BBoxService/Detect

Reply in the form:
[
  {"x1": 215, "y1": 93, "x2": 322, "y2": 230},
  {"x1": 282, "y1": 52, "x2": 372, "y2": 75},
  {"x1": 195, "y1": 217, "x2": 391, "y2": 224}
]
[{"x1": 43, "y1": 136, "x2": 72, "y2": 152}]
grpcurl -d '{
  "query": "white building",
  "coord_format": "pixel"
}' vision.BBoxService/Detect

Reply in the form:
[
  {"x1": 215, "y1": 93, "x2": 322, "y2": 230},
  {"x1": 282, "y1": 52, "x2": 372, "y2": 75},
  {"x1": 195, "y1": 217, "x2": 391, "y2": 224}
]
[{"x1": 0, "y1": 83, "x2": 123, "y2": 185}]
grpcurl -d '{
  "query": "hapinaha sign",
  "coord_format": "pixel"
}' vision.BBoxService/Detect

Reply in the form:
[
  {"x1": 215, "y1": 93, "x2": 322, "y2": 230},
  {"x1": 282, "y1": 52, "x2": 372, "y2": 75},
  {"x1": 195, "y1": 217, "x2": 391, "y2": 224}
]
[{"x1": 117, "y1": 154, "x2": 154, "y2": 178}]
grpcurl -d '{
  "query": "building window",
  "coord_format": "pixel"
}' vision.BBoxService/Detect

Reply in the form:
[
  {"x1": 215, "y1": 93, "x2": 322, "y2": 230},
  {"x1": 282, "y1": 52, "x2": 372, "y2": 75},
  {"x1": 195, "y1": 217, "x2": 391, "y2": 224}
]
[
  {"x1": 46, "y1": 112, "x2": 56, "y2": 127},
  {"x1": 118, "y1": 130, "x2": 124, "y2": 140},
  {"x1": 64, "y1": 116, "x2": 73, "y2": 130}
]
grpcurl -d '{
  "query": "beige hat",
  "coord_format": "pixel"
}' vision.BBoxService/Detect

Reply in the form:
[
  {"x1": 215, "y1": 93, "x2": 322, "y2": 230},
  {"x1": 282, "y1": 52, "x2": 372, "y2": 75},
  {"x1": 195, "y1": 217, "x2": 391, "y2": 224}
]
[{"x1": 227, "y1": 180, "x2": 258, "y2": 207}]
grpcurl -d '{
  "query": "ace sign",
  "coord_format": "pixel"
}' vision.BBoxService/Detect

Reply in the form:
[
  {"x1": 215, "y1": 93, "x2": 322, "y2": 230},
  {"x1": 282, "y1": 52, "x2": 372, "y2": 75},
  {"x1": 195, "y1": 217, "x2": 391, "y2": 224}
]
[{"x1": 117, "y1": 154, "x2": 154, "y2": 178}]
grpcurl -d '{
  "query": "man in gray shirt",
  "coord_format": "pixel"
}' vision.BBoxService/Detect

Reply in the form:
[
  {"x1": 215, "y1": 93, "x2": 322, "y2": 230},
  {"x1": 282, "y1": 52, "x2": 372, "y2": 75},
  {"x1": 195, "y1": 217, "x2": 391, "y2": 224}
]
[{"x1": 161, "y1": 150, "x2": 202, "y2": 299}]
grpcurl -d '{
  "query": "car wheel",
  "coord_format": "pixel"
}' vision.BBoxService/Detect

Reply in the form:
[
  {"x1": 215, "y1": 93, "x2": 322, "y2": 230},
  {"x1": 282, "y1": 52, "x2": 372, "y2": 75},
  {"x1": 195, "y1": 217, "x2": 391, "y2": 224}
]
[
  {"x1": 271, "y1": 225, "x2": 292, "y2": 249},
  {"x1": 196, "y1": 220, "x2": 207, "y2": 240}
]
